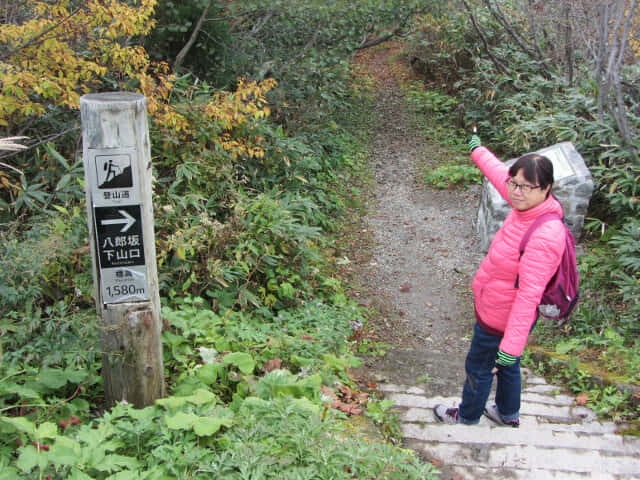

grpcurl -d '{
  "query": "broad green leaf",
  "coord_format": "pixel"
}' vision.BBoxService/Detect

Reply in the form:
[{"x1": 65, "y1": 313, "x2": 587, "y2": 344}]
[
  {"x1": 185, "y1": 388, "x2": 218, "y2": 406},
  {"x1": 165, "y1": 412, "x2": 196, "y2": 430},
  {"x1": 156, "y1": 395, "x2": 189, "y2": 409},
  {"x1": 555, "y1": 340, "x2": 581, "y2": 355},
  {"x1": 94, "y1": 454, "x2": 139, "y2": 472},
  {"x1": 0, "y1": 467, "x2": 21, "y2": 480},
  {"x1": 38, "y1": 367, "x2": 68, "y2": 389},
  {"x1": 1, "y1": 416, "x2": 37, "y2": 435},
  {"x1": 193, "y1": 416, "x2": 231, "y2": 436},
  {"x1": 56, "y1": 173, "x2": 72, "y2": 191},
  {"x1": 0, "y1": 456, "x2": 19, "y2": 479},
  {"x1": 0, "y1": 381, "x2": 41, "y2": 399},
  {"x1": 223, "y1": 352, "x2": 255, "y2": 375},
  {"x1": 35, "y1": 421, "x2": 57, "y2": 439},
  {"x1": 67, "y1": 468, "x2": 95, "y2": 480},
  {"x1": 196, "y1": 363, "x2": 220, "y2": 385},
  {"x1": 106, "y1": 470, "x2": 147, "y2": 480},
  {"x1": 322, "y1": 353, "x2": 362, "y2": 370},
  {"x1": 107, "y1": 466, "x2": 168, "y2": 480},
  {"x1": 65, "y1": 368, "x2": 90, "y2": 384},
  {"x1": 16, "y1": 445, "x2": 48, "y2": 473},
  {"x1": 50, "y1": 437, "x2": 82, "y2": 466}
]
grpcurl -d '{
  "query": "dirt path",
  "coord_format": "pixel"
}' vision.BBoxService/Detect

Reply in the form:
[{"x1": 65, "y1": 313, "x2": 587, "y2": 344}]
[{"x1": 352, "y1": 46, "x2": 482, "y2": 397}]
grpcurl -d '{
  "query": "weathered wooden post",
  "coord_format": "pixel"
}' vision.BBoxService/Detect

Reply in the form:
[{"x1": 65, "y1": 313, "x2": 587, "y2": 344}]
[{"x1": 80, "y1": 93, "x2": 164, "y2": 408}]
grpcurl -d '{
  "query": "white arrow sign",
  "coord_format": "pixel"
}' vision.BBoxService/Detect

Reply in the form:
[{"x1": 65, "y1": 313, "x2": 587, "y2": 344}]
[{"x1": 101, "y1": 209, "x2": 136, "y2": 232}]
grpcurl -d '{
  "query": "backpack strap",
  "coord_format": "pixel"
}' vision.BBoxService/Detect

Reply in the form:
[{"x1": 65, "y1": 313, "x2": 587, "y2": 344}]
[{"x1": 515, "y1": 212, "x2": 564, "y2": 289}]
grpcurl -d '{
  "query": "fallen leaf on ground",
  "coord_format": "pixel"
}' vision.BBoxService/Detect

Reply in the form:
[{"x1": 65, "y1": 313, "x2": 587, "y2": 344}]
[
  {"x1": 262, "y1": 358, "x2": 282, "y2": 373},
  {"x1": 399, "y1": 282, "x2": 412, "y2": 292},
  {"x1": 332, "y1": 400, "x2": 363, "y2": 415},
  {"x1": 321, "y1": 385, "x2": 336, "y2": 399},
  {"x1": 575, "y1": 392, "x2": 589, "y2": 406}
]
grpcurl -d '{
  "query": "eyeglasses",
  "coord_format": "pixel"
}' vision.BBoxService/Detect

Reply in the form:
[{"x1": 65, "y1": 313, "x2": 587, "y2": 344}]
[{"x1": 505, "y1": 178, "x2": 543, "y2": 194}]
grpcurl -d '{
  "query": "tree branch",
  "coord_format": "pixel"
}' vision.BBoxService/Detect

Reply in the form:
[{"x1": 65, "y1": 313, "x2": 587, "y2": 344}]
[
  {"x1": 174, "y1": 0, "x2": 214, "y2": 71},
  {"x1": 461, "y1": 0, "x2": 509, "y2": 75},
  {"x1": 481, "y1": 0, "x2": 552, "y2": 77},
  {"x1": 0, "y1": 7, "x2": 82, "y2": 61},
  {"x1": 356, "y1": 7, "x2": 425, "y2": 50}
]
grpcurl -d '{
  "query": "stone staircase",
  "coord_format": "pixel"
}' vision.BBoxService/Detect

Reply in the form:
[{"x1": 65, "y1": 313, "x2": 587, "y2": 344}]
[{"x1": 379, "y1": 369, "x2": 640, "y2": 479}]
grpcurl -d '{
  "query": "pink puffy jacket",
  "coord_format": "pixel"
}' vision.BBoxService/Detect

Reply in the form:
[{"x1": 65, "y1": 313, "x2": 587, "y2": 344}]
[{"x1": 471, "y1": 146, "x2": 566, "y2": 357}]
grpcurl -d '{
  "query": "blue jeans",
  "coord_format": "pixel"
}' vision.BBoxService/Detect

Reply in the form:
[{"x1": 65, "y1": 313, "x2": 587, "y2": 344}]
[{"x1": 458, "y1": 322, "x2": 521, "y2": 424}]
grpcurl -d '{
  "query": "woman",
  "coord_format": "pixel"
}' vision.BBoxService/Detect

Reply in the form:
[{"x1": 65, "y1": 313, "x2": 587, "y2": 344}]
[{"x1": 434, "y1": 133, "x2": 566, "y2": 427}]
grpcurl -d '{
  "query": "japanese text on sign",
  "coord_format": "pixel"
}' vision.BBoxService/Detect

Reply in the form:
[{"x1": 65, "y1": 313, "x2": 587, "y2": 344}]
[{"x1": 94, "y1": 205, "x2": 145, "y2": 269}]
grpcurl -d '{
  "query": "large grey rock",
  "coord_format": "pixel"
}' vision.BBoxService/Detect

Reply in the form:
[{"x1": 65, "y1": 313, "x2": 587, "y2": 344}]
[{"x1": 476, "y1": 142, "x2": 594, "y2": 251}]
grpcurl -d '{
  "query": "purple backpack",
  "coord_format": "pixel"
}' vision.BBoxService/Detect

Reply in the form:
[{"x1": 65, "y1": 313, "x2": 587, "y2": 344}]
[{"x1": 516, "y1": 212, "x2": 580, "y2": 325}]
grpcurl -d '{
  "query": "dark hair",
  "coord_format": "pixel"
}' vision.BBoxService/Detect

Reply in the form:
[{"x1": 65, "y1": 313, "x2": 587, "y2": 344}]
[{"x1": 508, "y1": 153, "x2": 554, "y2": 194}]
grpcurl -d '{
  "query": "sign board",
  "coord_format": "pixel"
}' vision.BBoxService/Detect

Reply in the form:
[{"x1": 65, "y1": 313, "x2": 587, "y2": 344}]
[
  {"x1": 87, "y1": 148, "x2": 149, "y2": 304},
  {"x1": 536, "y1": 143, "x2": 576, "y2": 180},
  {"x1": 87, "y1": 147, "x2": 141, "y2": 206}
]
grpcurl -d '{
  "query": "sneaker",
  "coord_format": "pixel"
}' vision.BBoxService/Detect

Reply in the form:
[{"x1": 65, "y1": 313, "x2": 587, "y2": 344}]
[
  {"x1": 483, "y1": 404, "x2": 519, "y2": 428},
  {"x1": 434, "y1": 404, "x2": 459, "y2": 424}
]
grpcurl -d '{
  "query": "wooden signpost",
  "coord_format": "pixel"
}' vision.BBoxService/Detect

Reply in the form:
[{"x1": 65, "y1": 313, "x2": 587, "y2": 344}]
[{"x1": 80, "y1": 93, "x2": 164, "y2": 408}]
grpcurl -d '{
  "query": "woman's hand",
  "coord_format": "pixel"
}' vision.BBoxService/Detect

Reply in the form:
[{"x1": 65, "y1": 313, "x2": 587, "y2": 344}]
[
  {"x1": 493, "y1": 349, "x2": 518, "y2": 374},
  {"x1": 468, "y1": 133, "x2": 482, "y2": 152}
]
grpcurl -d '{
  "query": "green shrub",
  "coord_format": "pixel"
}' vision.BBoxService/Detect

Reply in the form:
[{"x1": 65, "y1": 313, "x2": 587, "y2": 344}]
[
  {"x1": 0, "y1": 207, "x2": 92, "y2": 316},
  {"x1": 144, "y1": 0, "x2": 233, "y2": 86},
  {"x1": 406, "y1": 83, "x2": 459, "y2": 119},
  {"x1": 424, "y1": 163, "x2": 482, "y2": 189}
]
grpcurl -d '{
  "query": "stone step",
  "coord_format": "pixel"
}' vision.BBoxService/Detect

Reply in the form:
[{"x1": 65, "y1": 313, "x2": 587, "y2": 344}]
[
  {"x1": 380, "y1": 376, "x2": 640, "y2": 479},
  {"x1": 524, "y1": 383, "x2": 566, "y2": 394},
  {"x1": 522, "y1": 391, "x2": 576, "y2": 406},
  {"x1": 408, "y1": 439, "x2": 640, "y2": 476},
  {"x1": 386, "y1": 393, "x2": 597, "y2": 423},
  {"x1": 399, "y1": 406, "x2": 622, "y2": 435},
  {"x1": 376, "y1": 382, "x2": 426, "y2": 394},
  {"x1": 401, "y1": 422, "x2": 640, "y2": 454},
  {"x1": 424, "y1": 462, "x2": 617, "y2": 480}
]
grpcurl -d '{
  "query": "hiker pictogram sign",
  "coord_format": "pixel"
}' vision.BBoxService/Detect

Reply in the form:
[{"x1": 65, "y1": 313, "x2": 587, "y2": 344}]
[
  {"x1": 96, "y1": 153, "x2": 133, "y2": 189},
  {"x1": 87, "y1": 147, "x2": 140, "y2": 206}
]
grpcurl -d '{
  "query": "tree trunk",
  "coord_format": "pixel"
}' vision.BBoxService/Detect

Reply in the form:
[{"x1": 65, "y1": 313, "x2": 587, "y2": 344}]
[
  {"x1": 564, "y1": 3, "x2": 574, "y2": 86},
  {"x1": 596, "y1": 0, "x2": 636, "y2": 146}
]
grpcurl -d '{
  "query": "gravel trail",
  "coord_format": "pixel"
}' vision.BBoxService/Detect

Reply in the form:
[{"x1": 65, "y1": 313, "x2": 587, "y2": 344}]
[{"x1": 352, "y1": 45, "x2": 483, "y2": 396}]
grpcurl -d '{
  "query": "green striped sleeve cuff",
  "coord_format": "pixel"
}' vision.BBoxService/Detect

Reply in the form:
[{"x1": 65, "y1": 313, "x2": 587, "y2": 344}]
[{"x1": 496, "y1": 350, "x2": 518, "y2": 366}]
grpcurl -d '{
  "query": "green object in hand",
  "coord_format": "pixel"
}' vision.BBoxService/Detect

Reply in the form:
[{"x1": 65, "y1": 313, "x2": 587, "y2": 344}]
[
  {"x1": 468, "y1": 134, "x2": 482, "y2": 152},
  {"x1": 496, "y1": 349, "x2": 518, "y2": 366}
]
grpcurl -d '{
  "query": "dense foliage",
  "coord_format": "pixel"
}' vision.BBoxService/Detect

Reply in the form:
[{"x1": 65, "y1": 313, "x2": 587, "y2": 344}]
[{"x1": 0, "y1": 0, "x2": 441, "y2": 477}]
